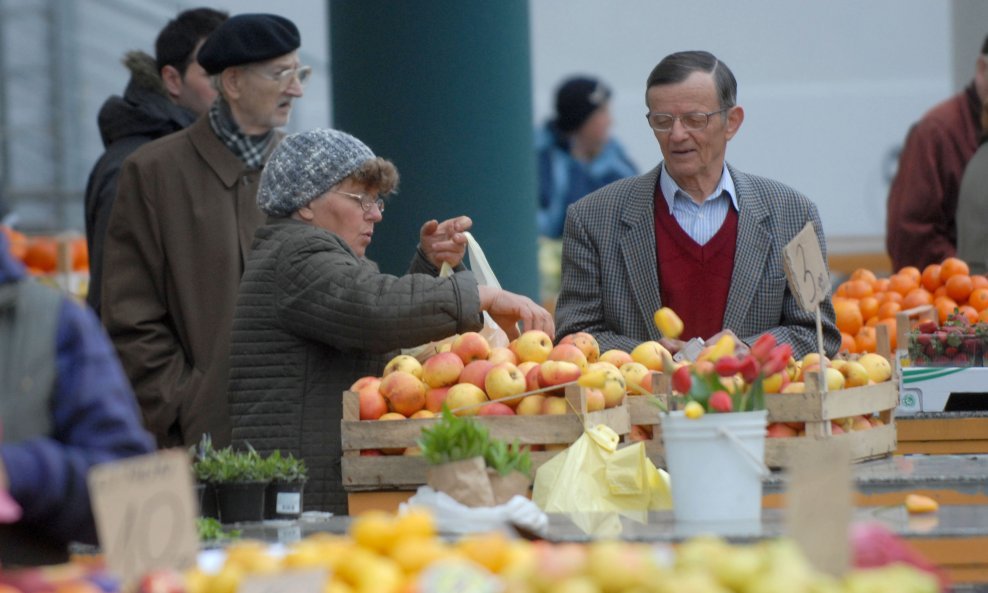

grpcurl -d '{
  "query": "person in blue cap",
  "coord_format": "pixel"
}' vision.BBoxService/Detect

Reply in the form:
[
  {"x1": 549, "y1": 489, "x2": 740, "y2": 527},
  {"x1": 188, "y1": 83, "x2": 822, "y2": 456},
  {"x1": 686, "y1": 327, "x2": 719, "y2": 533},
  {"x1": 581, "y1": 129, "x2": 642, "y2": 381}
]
[{"x1": 100, "y1": 13, "x2": 309, "y2": 449}]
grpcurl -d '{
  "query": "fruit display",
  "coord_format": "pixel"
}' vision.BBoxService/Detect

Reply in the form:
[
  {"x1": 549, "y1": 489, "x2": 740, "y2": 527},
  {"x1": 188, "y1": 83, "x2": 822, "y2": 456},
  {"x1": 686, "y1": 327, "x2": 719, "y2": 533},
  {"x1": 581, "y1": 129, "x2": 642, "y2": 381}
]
[
  {"x1": 834, "y1": 256, "x2": 988, "y2": 354},
  {"x1": 0, "y1": 226, "x2": 89, "y2": 299},
  {"x1": 171, "y1": 509, "x2": 940, "y2": 593},
  {"x1": 906, "y1": 310, "x2": 988, "y2": 367}
]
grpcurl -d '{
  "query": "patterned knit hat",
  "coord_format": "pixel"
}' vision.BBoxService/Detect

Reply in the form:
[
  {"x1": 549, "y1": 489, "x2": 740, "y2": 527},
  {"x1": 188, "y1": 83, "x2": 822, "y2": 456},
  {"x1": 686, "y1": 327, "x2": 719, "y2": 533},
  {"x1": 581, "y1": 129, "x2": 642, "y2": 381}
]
[{"x1": 258, "y1": 128, "x2": 375, "y2": 217}]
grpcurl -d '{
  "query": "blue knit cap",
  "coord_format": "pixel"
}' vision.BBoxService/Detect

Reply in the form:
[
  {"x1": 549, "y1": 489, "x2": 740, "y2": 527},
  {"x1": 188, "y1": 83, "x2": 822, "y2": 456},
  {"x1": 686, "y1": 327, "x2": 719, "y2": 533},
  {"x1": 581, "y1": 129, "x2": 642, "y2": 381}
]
[{"x1": 258, "y1": 128, "x2": 375, "y2": 217}]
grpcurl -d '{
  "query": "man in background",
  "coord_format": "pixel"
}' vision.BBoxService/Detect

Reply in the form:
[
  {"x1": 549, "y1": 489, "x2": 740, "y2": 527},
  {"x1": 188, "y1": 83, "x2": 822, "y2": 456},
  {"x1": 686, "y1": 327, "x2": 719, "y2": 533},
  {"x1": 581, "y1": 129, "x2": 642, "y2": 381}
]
[
  {"x1": 536, "y1": 76, "x2": 636, "y2": 302},
  {"x1": 84, "y1": 7, "x2": 228, "y2": 315},
  {"x1": 101, "y1": 13, "x2": 307, "y2": 448},
  {"x1": 886, "y1": 34, "x2": 988, "y2": 271}
]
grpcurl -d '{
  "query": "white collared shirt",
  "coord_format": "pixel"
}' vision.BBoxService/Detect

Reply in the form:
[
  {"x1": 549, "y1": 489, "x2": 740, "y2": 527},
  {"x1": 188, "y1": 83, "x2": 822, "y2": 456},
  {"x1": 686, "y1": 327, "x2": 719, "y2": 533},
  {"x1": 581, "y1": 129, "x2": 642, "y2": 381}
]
[{"x1": 659, "y1": 163, "x2": 739, "y2": 246}]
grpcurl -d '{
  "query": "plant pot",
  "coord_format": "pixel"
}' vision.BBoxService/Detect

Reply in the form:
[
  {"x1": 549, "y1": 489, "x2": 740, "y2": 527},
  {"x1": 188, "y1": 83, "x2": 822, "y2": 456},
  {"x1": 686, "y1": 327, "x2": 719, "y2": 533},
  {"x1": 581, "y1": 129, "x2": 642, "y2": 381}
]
[
  {"x1": 660, "y1": 410, "x2": 768, "y2": 524},
  {"x1": 197, "y1": 482, "x2": 219, "y2": 519},
  {"x1": 487, "y1": 469, "x2": 531, "y2": 505},
  {"x1": 214, "y1": 481, "x2": 268, "y2": 524},
  {"x1": 426, "y1": 457, "x2": 495, "y2": 508},
  {"x1": 264, "y1": 480, "x2": 305, "y2": 520}
]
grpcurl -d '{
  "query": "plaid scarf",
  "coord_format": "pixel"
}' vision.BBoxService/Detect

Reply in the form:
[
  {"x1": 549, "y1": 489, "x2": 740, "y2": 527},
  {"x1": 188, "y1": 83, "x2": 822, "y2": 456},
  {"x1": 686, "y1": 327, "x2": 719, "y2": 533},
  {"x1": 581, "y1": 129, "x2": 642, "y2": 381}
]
[{"x1": 208, "y1": 98, "x2": 276, "y2": 170}]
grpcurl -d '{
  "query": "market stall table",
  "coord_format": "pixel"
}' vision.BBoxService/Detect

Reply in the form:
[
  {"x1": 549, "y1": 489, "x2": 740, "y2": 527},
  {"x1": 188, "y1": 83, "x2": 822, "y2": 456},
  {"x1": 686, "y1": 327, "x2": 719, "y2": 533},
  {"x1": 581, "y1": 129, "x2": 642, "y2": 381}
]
[{"x1": 896, "y1": 412, "x2": 988, "y2": 455}]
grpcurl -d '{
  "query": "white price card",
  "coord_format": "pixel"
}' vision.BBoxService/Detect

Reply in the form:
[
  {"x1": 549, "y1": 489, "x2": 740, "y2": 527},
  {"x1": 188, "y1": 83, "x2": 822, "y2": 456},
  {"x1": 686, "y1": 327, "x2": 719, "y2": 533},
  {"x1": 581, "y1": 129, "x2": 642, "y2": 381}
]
[
  {"x1": 239, "y1": 569, "x2": 326, "y2": 593},
  {"x1": 87, "y1": 449, "x2": 199, "y2": 586},
  {"x1": 783, "y1": 222, "x2": 830, "y2": 312}
]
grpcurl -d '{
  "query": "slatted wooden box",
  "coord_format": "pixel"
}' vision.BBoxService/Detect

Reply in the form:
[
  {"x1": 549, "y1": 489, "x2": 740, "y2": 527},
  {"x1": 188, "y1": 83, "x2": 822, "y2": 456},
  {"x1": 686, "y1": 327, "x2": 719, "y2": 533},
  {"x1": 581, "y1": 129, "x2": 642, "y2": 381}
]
[{"x1": 340, "y1": 384, "x2": 631, "y2": 492}]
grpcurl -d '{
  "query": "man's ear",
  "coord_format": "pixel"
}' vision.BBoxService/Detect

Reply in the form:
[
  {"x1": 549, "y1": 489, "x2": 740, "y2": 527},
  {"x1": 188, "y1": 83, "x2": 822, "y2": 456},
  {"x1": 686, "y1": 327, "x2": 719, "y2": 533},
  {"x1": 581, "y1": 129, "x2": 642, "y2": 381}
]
[
  {"x1": 160, "y1": 65, "x2": 184, "y2": 101},
  {"x1": 219, "y1": 68, "x2": 242, "y2": 101},
  {"x1": 725, "y1": 105, "x2": 745, "y2": 141}
]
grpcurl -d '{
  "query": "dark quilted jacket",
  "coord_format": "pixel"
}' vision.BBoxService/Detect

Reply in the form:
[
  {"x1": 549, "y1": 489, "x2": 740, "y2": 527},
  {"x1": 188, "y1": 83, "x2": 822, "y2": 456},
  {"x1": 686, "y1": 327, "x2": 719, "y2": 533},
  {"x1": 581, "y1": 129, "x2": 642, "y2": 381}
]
[{"x1": 228, "y1": 218, "x2": 483, "y2": 514}]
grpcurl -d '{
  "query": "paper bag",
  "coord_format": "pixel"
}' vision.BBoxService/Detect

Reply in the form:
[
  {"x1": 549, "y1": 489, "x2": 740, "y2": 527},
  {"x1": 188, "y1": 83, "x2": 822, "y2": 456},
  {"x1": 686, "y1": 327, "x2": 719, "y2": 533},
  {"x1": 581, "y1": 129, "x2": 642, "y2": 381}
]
[
  {"x1": 426, "y1": 456, "x2": 495, "y2": 508},
  {"x1": 532, "y1": 424, "x2": 672, "y2": 518},
  {"x1": 487, "y1": 469, "x2": 532, "y2": 505}
]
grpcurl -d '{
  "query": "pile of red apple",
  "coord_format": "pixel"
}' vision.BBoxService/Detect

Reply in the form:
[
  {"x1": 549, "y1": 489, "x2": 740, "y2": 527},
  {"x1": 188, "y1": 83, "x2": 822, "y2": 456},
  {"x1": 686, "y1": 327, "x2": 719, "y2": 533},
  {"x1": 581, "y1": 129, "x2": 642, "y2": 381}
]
[{"x1": 348, "y1": 330, "x2": 654, "y2": 455}]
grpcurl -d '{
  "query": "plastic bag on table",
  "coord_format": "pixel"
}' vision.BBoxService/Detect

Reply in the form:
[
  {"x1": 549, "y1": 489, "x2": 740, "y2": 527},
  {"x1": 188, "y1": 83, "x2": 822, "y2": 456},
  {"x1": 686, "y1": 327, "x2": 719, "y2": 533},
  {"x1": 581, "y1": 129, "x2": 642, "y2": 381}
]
[
  {"x1": 401, "y1": 486, "x2": 548, "y2": 538},
  {"x1": 402, "y1": 232, "x2": 509, "y2": 362},
  {"x1": 532, "y1": 424, "x2": 672, "y2": 527}
]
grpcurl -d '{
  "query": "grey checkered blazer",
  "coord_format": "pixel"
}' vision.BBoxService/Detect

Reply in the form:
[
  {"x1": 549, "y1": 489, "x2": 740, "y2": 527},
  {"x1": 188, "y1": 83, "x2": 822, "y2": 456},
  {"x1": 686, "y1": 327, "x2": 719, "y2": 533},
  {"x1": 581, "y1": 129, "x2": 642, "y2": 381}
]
[{"x1": 555, "y1": 163, "x2": 840, "y2": 359}]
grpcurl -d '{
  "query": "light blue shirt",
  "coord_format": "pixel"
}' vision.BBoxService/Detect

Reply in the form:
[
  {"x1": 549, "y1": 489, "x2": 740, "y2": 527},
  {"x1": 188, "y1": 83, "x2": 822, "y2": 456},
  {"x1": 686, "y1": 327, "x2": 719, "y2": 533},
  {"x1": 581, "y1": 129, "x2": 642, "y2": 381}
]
[{"x1": 659, "y1": 163, "x2": 739, "y2": 246}]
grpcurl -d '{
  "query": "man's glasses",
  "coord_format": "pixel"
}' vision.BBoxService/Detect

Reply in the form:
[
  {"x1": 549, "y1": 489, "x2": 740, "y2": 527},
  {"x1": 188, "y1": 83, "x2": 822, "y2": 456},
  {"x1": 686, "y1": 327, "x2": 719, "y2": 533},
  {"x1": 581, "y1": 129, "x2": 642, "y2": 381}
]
[
  {"x1": 332, "y1": 190, "x2": 385, "y2": 213},
  {"x1": 646, "y1": 107, "x2": 730, "y2": 132},
  {"x1": 251, "y1": 64, "x2": 313, "y2": 89}
]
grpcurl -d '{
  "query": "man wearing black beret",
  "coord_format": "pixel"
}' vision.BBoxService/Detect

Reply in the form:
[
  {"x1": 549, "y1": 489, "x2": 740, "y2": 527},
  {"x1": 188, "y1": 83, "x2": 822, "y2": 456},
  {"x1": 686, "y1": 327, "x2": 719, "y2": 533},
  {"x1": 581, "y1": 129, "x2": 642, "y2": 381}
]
[{"x1": 100, "y1": 13, "x2": 309, "y2": 449}]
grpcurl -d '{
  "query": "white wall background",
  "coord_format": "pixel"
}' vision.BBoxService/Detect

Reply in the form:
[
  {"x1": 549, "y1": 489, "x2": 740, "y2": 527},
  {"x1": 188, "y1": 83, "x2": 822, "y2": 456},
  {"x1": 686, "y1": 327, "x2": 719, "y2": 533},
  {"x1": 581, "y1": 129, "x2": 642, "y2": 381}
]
[{"x1": 530, "y1": 0, "x2": 955, "y2": 252}]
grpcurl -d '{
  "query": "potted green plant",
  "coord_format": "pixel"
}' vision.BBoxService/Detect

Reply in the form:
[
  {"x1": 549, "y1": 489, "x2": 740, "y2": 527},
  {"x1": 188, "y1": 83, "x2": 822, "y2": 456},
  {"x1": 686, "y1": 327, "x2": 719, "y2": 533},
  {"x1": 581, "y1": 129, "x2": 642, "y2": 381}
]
[
  {"x1": 262, "y1": 451, "x2": 308, "y2": 520},
  {"x1": 418, "y1": 407, "x2": 532, "y2": 507},
  {"x1": 196, "y1": 444, "x2": 271, "y2": 524}
]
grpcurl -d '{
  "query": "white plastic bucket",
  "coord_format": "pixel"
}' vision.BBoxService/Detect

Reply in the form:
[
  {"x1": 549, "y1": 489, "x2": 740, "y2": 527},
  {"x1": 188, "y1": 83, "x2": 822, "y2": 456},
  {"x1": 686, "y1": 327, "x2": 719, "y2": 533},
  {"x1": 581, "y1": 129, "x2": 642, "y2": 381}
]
[{"x1": 661, "y1": 409, "x2": 768, "y2": 524}]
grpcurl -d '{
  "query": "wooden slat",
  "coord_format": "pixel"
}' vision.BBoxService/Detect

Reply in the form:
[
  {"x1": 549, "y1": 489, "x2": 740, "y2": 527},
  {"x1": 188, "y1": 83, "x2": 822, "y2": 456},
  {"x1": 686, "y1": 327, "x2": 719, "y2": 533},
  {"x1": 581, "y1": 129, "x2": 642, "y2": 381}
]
[
  {"x1": 626, "y1": 395, "x2": 663, "y2": 425},
  {"x1": 897, "y1": 417, "x2": 988, "y2": 441},
  {"x1": 763, "y1": 423, "x2": 897, "y2": 468},
  {"x1": 897, "y1": 440, "x2": 988, "y2": 455},
  {"x1": 764, "y1": 382, "x2": 898, "y2": 422}
]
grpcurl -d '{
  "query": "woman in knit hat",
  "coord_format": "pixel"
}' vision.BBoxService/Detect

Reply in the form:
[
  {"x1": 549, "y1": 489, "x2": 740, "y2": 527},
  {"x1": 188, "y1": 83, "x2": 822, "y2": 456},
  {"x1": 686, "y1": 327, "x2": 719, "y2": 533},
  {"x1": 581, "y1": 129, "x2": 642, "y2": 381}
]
[{"x1": 227, "y1": 128, "x2": 554, "y2": 515}]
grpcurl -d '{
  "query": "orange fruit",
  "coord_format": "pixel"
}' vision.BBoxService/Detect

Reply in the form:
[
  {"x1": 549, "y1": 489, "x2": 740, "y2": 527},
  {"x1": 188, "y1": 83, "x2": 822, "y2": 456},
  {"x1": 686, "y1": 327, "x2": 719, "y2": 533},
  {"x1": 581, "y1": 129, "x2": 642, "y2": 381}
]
[
  {"x1": 939, "y1": 257, "x2": 970, "y2": 284},
  {"x1": 71, "y1": 237, "x2": 89, "y2": 271},
  {"x1": 855, "y1": 326, "x2": 877, "y2": 353},
  {"x1": 972, "y1": 275, "x2": 988, "y2": 290},
  {"x1": 22, "y1": 238, "x2": 57, "y2": 273},
  {"x1": 835, "y1": 300, "x2": 864, "y2": 336},
  {"x1": 979, "y1": 308, "x2": 988, "y2": 323},
  {"x1": 843, "y1": 279, "x2": 874, "y2": 300},
  {"x1": 877, "y1": 301, "x2": 902, "y2": 320},
  {"x1": 933, "y1": 285, "x2": 948, "y2": 300},
  {"x1": 934, "y1": 297, "x2": 959, "y2": 323},
  {"x1": 888, "y1": 273, "x2": 918, "y2": 296},
  {"x1": 945, "y1": 274, "x2": 973, "y2": 304},
  {"x1": 850, "y1": 268, "x2": 878, "y2": 288},
  {"x1": 859, "y1": 296, "x2": 880, "y2": 321},
  {"x1": 898, "y1": 266, "x2": 921, "y2": 282},
  {"x1": 921, "y1": 264, "x2": 942, "y2": 292},
  {"x1": 902, "y1": 288, "x2": 933, "y2": 310},
  {"x1": 873, "y1": 278, "x2": 891, "y2": 293},
  {"x1": 839, "y1": 332, "x2": 857, "y2": 354},
  {"x1": 866, "y1": 316, "x2": 880, "y2": 327},
  {"x1": 877, "y1": 291, "x2": 903, "y2": 305},
  {"x1": 968, "y1": 287, "x2": 988, "y2": 312},
  {"x1": 958, "y1": 305, "x2": 979, "y2": 324}
]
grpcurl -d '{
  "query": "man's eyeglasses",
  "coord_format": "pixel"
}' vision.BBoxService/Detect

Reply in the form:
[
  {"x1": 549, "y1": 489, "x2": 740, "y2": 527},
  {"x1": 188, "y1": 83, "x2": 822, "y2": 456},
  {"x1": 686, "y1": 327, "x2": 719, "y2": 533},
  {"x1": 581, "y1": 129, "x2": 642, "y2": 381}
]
[
  {"x1": 645, "y1": 107, "x2": 730, "y2": 132},
  {"x1": 251, "y1": 64, "x2": 313, "y2": 89},
  {"x1": 332, "y1": 190, "x2": 385, "y2": 213}
]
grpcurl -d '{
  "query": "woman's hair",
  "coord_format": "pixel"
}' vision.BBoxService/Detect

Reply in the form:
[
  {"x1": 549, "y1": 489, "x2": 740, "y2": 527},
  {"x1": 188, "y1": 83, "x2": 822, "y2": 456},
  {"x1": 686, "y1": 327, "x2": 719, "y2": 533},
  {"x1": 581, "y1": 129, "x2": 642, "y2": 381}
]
[{"x1": 350, "y1": 157, "x2": 400, "y2": 196}]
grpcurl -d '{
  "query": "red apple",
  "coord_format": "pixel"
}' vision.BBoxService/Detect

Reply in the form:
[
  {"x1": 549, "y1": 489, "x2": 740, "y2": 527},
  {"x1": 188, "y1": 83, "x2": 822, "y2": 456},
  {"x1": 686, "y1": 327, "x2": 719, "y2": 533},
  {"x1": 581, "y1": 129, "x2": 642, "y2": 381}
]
[
  {"x1": 485, "y1": 362, "x2": 527, "y2": 407},
  {"x1": 599, "y1": 349, "x2": 633, "y2": 368},
  {"x1": 488, "y1": 346, "x2": 518, "y2": 366},
  {"x1": 559, "y1": 331, "x2": 601, "y2": 363},
  {"x1": 379, "y1": 371, "x2": 426, "y2": 417},
  {"x1": 538, "y1": 360, "x2": 582, "y2": 389},
  {"x1": 511, "y1": 329, "x2": 554, "y2": 363},
  {"x1": 425, "y1": 386, "x2": 451, "y2": 413},
  {"x1": 515, "y1": 394, "x2": 546, "y2": 416},
  {"x1": 445, "y1": 383, "x2": 488, "y2": 416},
  {"x1": 459, "y1": 359, "x2": 495, "y2": 392},
  {"x1": 478, "y1": 402, "x2": 516, "y2": 416},
  {"x1": 450, "y1": 331, "x2": 491, "y2": 365},
  {"x1": 358, "y1": 388, "x2": 388, "y2": 421},
  {"x1": 548, "y1": 343, "x2": 588, "y2": 371},
  {"x1": 542, "y1": 396, "x2": 570, "y2": 415},
  {"x1": 421, "y1": 351, "x2": 465, "y2": 388}
]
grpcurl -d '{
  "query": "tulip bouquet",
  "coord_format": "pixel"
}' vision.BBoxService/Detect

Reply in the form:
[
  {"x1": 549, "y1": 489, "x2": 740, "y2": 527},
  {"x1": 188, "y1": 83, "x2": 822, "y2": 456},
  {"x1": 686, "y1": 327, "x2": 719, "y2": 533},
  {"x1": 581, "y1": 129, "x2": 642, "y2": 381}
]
[{"x1": 665, "y1": 333, "x2": 793, "y2": 419}]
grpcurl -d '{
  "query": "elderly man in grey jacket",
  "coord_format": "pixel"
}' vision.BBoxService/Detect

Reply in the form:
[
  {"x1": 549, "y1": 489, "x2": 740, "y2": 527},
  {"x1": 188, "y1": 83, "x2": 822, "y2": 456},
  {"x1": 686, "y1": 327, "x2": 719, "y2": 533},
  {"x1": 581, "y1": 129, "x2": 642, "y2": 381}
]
[{"x1": 554, "y1": 50, "x2": 840, "y2": 359}]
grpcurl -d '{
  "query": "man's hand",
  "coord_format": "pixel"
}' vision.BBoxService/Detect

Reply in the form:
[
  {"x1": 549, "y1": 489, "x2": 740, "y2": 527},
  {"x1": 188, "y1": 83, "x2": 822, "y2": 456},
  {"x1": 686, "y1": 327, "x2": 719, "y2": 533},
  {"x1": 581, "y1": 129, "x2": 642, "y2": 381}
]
[
  {"x1": 478, "y1": 286, "x2": 555, "y2": 340},
  {"x1": 420, "y1": 216, "x2": 472, "y2": 269}
]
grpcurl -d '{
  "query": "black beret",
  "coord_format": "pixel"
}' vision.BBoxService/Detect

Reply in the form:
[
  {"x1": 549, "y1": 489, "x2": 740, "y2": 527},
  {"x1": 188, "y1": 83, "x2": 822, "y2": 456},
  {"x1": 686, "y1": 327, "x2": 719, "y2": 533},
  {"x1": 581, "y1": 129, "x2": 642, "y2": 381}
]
[
  {"x1": 555, "y1": 76, "x2": 611, "y2": 133},
  {"x1": 197, "y1": 13, "x2": 300, "y2": 75}
]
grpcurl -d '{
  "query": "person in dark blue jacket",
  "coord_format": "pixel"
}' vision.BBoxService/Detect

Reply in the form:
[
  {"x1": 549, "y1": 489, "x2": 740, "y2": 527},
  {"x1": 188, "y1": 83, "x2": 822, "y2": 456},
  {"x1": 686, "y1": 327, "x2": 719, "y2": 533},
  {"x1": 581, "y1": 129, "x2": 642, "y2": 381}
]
[
  {"x1": 536, "y1": 76, "x2": 637, "y2": 301},
  {"x1": 0, "y1": 229, "x2": 155, "y2": 566}
]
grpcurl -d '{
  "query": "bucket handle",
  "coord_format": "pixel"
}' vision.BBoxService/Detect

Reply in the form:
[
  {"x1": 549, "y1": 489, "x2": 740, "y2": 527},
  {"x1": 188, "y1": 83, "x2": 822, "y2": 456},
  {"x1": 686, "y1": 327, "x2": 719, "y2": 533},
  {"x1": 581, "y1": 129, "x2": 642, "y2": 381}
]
[{"x1": 717, "y1": 426, "x2": 770, "y2": 477}]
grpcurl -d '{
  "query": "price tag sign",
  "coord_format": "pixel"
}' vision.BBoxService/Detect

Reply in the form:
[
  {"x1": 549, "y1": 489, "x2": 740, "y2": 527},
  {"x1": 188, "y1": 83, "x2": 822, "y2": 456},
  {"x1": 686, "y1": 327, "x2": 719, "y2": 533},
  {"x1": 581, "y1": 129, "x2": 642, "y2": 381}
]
[
  {"x1": 87, "y1": 449, "x2": 199, "y2": 585},
  {"x1": 239, "y1": 570, "x2": 326, "y2": 593},
  {"x1": 783, "y1": 222, "x2": 830, "y2": 312}
]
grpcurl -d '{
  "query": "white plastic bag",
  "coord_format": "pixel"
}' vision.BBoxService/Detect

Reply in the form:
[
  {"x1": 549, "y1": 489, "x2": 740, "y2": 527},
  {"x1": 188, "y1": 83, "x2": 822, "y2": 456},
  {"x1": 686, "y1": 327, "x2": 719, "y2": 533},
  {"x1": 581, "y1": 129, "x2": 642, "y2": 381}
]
[
  {"x1": 464, "y1": 232, "x2": 511, "y2": 348},
  {"x1": 401, "y1": 486, "x2": 548, "y2": 537}
]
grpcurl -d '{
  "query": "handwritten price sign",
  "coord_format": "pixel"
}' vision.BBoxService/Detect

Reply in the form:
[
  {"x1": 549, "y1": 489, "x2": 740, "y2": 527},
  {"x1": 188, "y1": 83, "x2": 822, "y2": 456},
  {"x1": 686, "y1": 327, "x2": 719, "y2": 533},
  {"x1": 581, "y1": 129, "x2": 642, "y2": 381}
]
[
  {"x1": 87, "y1": 449, "x2": 199, "y2": 586},
  {"x1": 784, "y1": 222, "x2": 831, "y2": 312}
]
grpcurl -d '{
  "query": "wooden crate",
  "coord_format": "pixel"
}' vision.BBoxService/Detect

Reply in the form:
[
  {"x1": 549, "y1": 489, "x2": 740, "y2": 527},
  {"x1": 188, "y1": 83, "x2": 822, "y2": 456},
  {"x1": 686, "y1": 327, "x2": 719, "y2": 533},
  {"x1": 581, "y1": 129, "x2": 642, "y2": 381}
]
[
  {"x1": 340, "y1": 384, "x2": 631, "y2": 492},
  {"x1": 625, "y1": 350, "x2": 898, "y2": 468}
]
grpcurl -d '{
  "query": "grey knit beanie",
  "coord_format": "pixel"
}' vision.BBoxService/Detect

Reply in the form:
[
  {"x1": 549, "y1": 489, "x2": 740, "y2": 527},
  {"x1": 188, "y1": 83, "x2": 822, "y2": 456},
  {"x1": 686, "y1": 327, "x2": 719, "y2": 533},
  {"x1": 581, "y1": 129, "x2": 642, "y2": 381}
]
[{"x1": 258, "y1": 128, "x2": 375, "y2": 217}]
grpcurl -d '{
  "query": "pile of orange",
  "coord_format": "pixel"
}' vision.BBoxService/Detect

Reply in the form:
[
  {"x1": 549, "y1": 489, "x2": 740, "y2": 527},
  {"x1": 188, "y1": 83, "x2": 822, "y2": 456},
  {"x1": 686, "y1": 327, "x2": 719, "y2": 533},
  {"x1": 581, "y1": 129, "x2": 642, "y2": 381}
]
[
  {"x1": 1, "y1": 226, "x2": 88, "y2": 275},
  {"x1": 834, "y1": 257, "x2": 988, "y2": 353}
]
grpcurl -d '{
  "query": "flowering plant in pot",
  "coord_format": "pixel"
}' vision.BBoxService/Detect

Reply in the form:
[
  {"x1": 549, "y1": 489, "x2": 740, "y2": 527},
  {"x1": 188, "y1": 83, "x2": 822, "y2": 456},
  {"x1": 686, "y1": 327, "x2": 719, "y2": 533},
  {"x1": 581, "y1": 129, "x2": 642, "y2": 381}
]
[{"x1": 647, "y1": 310, "x2": 793, "y2": 525}]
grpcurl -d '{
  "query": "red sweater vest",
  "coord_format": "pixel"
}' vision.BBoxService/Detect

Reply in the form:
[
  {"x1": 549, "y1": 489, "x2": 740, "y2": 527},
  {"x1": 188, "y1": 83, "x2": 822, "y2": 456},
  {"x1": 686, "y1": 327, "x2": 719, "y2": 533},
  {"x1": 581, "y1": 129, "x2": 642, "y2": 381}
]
[{"x1": 653, "y1": 187, "x2": 739, "y2": 341}]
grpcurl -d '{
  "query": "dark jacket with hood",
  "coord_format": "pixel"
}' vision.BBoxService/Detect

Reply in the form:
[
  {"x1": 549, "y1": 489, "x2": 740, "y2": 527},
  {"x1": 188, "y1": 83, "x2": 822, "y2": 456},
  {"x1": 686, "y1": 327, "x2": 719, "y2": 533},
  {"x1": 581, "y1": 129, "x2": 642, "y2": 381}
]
[{"x1": 84, "y1": 51, "x2": 197, "y2": 315}]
